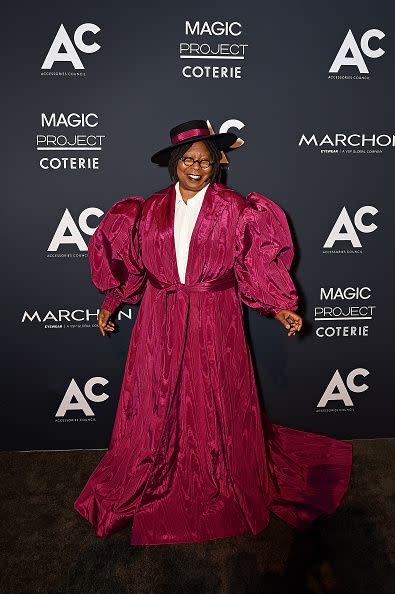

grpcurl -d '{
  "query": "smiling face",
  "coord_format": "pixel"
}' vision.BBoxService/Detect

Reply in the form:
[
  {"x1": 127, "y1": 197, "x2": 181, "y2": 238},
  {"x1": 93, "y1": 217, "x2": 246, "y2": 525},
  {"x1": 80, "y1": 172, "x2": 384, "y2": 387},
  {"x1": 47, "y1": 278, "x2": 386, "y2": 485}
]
[{"x1": 176, "y1": 141, "x2": 213, "y2": 193}]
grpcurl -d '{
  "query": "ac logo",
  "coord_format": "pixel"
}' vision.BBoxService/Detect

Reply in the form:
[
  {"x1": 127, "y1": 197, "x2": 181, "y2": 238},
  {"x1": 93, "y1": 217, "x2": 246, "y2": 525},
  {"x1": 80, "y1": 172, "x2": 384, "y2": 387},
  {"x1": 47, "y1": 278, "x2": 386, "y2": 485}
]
[
  {"x1": 42, "y1": 23, "x2": 101, "y2": 70},
  {"x1": 48, "y1": 207, "x2": 103, "y2": 251},
  {"x1": 329, "y1": 29, "x2": 385, "y2": 74},
  {"x1": 215, "y1": 118, "x2": 244, "y2": 146},
  {"x1": 55, "y1": 377, "x2": 109, "y2": 417},
  {"x1": 317, "y1": 368, "x2": 369, "y2": 408},
  {"x1": 324, "y1": 206, "x2": 378, "y2": 248},
  {"x1": 206, "y1": 118, "x2": 244, "y2": 163}
]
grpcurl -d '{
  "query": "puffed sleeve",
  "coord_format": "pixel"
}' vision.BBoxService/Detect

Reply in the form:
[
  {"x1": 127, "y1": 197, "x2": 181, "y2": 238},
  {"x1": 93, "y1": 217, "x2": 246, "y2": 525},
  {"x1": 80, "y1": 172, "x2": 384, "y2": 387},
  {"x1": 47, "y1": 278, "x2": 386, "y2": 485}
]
[
  {"x1": 88, "y1": 196, "x2": 147, "y2": 314},
  {"x1": 234, "y1": 192, "x2": 298, "y2": 318}
]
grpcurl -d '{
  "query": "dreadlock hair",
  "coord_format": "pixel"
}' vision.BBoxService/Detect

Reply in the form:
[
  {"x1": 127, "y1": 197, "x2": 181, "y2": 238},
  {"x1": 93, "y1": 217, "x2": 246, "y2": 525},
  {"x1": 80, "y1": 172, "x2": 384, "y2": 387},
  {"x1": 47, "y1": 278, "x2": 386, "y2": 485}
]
[{"x1": 167, "y1": 138, "x2": 222, "y2": 184}]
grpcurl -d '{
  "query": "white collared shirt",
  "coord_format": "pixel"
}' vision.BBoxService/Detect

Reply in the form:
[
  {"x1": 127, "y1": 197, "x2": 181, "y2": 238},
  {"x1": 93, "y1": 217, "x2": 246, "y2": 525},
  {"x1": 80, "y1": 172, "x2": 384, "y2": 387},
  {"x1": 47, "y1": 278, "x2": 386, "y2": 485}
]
[{"x1": 174, "y1": 180, "x2": 210, "y2": 283}]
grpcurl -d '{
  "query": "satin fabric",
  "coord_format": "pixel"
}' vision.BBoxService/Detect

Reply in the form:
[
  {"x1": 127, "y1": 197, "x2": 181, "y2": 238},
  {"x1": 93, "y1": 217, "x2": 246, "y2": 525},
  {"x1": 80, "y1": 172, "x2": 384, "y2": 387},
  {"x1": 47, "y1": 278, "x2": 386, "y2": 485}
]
[{"x1": 74, "y1": 182, "x2": 353, "y2": 545}]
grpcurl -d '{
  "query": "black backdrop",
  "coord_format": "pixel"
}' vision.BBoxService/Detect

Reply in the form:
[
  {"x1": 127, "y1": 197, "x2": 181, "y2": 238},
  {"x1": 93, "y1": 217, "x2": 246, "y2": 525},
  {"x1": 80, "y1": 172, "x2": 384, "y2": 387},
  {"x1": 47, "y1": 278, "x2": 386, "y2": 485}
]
[{"x1": 3, "y1": 1, "x2": 394, "y2": 450}]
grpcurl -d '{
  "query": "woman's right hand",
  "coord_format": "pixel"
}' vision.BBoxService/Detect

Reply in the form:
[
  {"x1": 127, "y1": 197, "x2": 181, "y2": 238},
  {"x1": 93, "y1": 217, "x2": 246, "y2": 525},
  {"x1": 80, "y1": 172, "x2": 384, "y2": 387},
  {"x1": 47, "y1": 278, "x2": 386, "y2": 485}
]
[{"x1": 98, "y1": 308, "x2": 116, "y2": 337}]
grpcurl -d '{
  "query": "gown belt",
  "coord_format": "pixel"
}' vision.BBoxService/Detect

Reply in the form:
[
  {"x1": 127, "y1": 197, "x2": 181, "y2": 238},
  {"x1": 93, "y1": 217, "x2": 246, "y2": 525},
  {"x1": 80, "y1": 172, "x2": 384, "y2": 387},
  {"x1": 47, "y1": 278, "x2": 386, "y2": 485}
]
[{"x1": 146, "y1": 270, "x2": 236, "y2": 294}]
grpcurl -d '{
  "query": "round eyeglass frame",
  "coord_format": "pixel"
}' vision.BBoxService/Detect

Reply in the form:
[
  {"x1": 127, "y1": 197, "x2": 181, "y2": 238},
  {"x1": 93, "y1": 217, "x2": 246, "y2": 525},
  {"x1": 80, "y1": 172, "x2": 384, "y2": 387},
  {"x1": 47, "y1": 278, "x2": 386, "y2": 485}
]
[{"x1": 179, "y1": 156, "x2": 213, "y2": 170}]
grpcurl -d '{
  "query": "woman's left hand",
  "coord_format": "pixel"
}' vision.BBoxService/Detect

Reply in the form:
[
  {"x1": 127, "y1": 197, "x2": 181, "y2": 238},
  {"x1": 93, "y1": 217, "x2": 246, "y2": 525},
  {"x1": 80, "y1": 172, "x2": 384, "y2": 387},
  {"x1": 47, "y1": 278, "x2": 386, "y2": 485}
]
[{"x1": 274, "y1": 309, "x2": 303, "y2": 336}]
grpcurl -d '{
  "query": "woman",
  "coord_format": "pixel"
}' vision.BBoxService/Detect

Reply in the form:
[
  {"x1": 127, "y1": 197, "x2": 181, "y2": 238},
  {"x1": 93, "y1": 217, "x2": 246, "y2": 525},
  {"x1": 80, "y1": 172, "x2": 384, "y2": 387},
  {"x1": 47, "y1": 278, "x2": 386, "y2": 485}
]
[{"x1": 74, "y1": 120, "x2": 353, "y2": 546}]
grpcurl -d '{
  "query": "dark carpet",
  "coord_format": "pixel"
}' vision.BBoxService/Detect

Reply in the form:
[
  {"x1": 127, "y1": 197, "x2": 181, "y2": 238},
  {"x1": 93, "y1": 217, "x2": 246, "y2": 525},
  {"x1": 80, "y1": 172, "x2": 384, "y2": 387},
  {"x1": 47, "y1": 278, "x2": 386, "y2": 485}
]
[{"x1": 1, "y1": 439, "x2": 394, "y2": 594}]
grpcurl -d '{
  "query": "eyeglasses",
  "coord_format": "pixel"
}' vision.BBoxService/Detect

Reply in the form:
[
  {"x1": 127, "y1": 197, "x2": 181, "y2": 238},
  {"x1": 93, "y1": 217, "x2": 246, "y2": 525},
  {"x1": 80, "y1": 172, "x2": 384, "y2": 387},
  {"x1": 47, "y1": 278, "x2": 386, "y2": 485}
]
[{"x1": 179, "y1": 156, "x2": 213, "y2": 170}]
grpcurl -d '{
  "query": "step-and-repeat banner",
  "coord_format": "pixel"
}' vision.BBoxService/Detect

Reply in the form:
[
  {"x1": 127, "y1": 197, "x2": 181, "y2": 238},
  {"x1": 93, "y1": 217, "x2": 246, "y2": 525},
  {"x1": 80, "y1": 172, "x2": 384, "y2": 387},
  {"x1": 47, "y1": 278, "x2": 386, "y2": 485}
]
[{"x1": 4, "y1": 2, "x2": 394, "y2": 450}]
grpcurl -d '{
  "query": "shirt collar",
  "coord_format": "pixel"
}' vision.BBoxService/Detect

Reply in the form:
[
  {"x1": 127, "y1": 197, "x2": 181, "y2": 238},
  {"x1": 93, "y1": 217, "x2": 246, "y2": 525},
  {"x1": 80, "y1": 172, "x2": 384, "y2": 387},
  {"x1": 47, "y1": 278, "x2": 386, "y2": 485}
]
[{"x1": 175, "y1": 180, "x2": 210, "y2": 205}]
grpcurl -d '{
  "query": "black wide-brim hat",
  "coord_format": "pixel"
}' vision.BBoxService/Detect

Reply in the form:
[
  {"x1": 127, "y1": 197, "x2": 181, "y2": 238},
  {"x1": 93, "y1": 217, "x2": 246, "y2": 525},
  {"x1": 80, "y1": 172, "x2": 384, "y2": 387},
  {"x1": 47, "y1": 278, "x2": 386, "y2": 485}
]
[{"x1": 150, "y1": 119, "x2": 237, "y2": 166}]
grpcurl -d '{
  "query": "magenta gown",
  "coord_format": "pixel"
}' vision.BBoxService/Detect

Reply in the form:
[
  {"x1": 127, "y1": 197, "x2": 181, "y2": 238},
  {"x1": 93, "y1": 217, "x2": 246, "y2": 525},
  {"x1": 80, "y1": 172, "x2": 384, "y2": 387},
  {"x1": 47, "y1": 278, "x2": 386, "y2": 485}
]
[{"x1": 74, "y1": 181, "x2": 353, "y2": 545}]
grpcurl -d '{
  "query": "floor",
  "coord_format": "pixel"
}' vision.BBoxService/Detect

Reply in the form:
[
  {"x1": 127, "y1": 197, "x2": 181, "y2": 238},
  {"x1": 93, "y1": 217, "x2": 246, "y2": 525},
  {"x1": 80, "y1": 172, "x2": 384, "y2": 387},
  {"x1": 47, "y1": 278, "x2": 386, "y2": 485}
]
[{"x1": 1, "y1": 439, "x2": 394, "y2": 594}]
